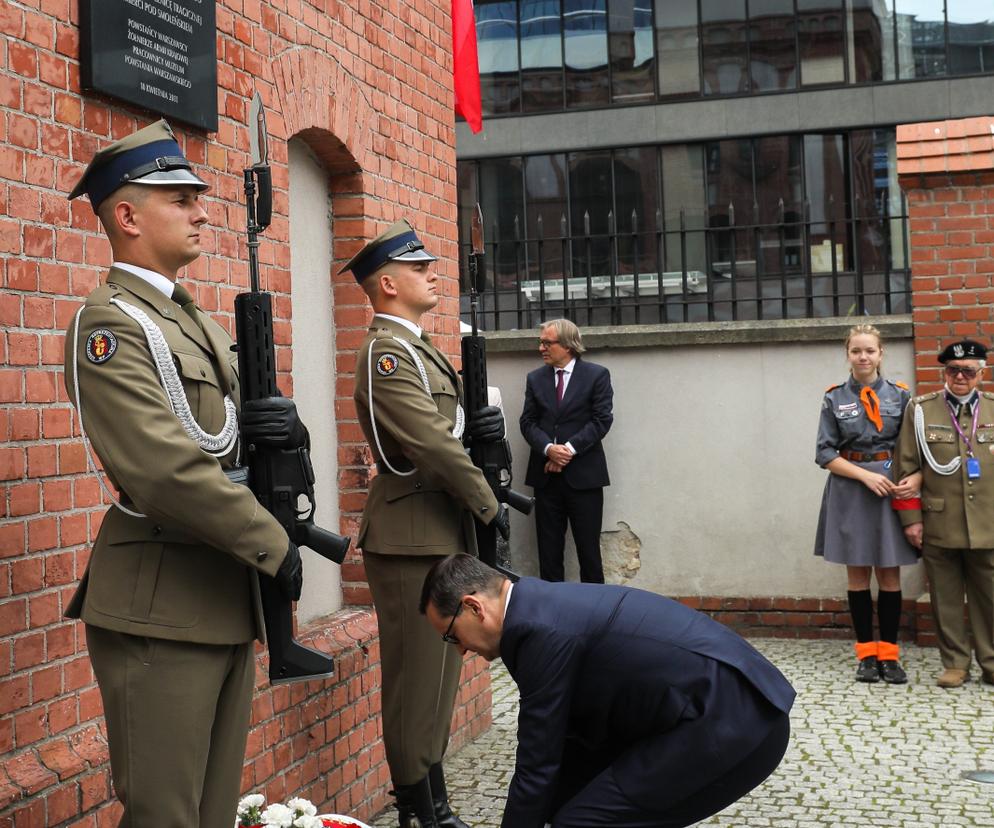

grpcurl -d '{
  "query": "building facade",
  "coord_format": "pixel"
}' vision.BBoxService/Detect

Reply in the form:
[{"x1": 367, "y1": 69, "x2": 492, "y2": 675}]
[{"x1": 456, "y1": 0, "x2": 994, "y2": 330}]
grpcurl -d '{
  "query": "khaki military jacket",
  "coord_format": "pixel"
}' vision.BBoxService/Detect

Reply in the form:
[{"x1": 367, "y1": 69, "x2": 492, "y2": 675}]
[
  {"x1": 354, "y1": 316, "x2": 498, "y2": 555},
  {"x1": 894, "y1": 389, "x2": 994, "y2": 548},
  {"x1": 63, "y1": 267, "x2": 288, "y2": 644}
]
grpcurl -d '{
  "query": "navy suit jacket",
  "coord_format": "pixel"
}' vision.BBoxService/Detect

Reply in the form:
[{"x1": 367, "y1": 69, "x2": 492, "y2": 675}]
[
  {"x1": 499, "y1": 578, "x2": 796, "y2": 828},
  {"x1": 519, "y1": 358, "x2": 613, "y2": 490}
]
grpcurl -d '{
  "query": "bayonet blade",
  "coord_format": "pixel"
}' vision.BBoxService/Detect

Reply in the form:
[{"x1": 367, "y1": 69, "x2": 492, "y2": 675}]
[
  {"x1": 250, "y1": 92, "x2": 269, "y2": 167},
  {"x1": 471, "y1": 203, "x2": 484, "y2": 255}
]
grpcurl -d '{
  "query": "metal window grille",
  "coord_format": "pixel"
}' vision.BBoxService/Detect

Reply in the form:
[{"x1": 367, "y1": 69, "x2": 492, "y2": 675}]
[{"x1": 459, "y1": 196, "x2": 911, "y2": 330}]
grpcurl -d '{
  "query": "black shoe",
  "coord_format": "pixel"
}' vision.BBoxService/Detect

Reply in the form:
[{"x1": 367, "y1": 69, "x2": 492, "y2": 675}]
[
  {"x1": 856, "y1": 656, "x2": 880, "y2": 683},
  {"x1": 393, "y1": 777, "x2": 439, "y2": 828},
  {"x1": 878, "y1": 659, "x2": 908, "y2": 684},
  {"x1": 429, "y1": 762, "x2": 470, "y2": 828}
]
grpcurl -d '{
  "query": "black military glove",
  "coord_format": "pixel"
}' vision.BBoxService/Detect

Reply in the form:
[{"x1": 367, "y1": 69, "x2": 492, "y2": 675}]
[
  {"x1": 468, "y1": 405, "x2": 505, "y2": 444},
  {"x1": 274, "y1": 540, "x2": 303, "y2": 601},
  {"x1": 492, "y1": 505, "x2": 510, "y2": 540},
  {"x1": 241, "y1": 396, "x2": 308, "y2": 449}
]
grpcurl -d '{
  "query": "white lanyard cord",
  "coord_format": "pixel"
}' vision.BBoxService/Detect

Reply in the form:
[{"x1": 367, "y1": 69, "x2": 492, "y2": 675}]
[
  {"x1": 366, "y1": 337, "x2": 465, "y2": 477},
  {"x1": 914, "y1": 402, "x2": 961, "y2": 476}
]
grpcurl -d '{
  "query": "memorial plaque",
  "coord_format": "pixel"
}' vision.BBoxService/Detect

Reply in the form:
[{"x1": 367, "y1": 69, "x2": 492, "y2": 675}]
[{"x1": 80, "y1": 0, "x2": 218, "y2": 132}]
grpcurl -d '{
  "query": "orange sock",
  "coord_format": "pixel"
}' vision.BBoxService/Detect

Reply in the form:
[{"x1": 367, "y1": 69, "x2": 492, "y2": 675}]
[
  {"x1": 877, "y1": 641, "x2": 900, "y2": 662},
  {"x1": 854, "y1": 641, "x2": 878, "y2": 660}
]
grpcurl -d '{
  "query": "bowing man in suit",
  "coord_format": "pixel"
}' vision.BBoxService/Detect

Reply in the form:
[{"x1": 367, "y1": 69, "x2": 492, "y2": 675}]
[
  {"x1": 520, "y1": 319, "x2": 613, "y2": 582},
  {"x1": 421, "y1": 555, "x2": 795, "y2": 828}
]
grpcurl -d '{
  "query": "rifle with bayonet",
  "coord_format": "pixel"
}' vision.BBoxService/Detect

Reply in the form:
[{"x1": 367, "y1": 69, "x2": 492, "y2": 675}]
[
  {"x1": 461, "y1": 204, "x2": 533, "y2": 571},
  {"x1": 235, "y1": 93, "x2": 351, "y2": 684}
]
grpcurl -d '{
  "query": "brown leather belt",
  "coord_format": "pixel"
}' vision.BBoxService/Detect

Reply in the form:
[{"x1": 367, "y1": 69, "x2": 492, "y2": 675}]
[{"x1": 840, "y1": 450, "x2": 891, "y2": 462}]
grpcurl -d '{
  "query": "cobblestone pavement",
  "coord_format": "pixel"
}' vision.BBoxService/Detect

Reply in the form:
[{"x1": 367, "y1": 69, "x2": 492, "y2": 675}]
[{"x1": 372, "y1": 640, "x2": 994, "y2": 827}]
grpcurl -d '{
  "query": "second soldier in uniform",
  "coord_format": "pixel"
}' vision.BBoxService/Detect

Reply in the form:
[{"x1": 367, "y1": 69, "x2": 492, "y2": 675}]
[{"x1": 343, "y1": 220, "x2": 507, "y2": 828}]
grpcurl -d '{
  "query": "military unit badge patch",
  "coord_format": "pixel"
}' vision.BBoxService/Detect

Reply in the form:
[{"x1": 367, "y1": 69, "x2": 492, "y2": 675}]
[
  {"x1": 376, "y1": 354, "x2": 399, "y2": 376},
  {"x1": 85, "y1": 329, "x2": 118, "y2": 364}
]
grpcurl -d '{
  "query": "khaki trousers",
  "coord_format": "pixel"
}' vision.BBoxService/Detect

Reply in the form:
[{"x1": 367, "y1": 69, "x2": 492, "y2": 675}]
[
  {"x1": 86, "y1": 626, "x2": 255, "y2": 828},
  {"x1": 921, "y1": 544, "x2": 994, "y2": 673},
  {"x1": 364, "y1": 552, "x2": 463, "y2": 785}
]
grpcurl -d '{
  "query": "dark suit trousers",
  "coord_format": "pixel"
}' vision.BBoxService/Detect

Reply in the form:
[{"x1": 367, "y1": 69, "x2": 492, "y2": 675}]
[
  {"x1": 549, "y1": 712, "x2": 790, "y2": 827},
  {"x1": 536, "y1": 474, "x2": 604, "y2": 583},
  {"x1": 86, "y1": 626, "x2": 255, "y2": 828}
]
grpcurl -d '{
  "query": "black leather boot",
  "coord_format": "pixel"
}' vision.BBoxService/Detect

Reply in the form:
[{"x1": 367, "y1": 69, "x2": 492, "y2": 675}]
[
  {"x1": 393, "y1": 777, "x2": 439, "y2": 828},
  {"x1": 429, "y1": 762, "x2": 471, "y2": 828}
]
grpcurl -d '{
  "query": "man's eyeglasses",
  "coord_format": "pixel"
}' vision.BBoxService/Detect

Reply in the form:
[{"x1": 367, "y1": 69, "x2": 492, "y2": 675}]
[
  {"x1": 441, "y1": 602, "x2": 463, "y2": 645},
  {"x1": 538, "y1": 338, "x2": 560, "y2": 348},
  {"x1": 945, "y1": 365, "x2": 980, "y2": 379}
]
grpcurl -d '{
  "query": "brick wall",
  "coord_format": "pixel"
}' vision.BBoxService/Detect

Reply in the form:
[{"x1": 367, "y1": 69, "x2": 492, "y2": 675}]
[
  {"x1": 0, "y1": 0, "x2": 491, "y2": 824},
  {"x1": 896, "y1": 115, "x2": 994, "y2": 391}
]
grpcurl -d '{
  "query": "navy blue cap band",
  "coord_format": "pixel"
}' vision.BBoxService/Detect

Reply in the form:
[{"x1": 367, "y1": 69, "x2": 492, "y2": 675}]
[
  {"x1": 351, "y1": 229, "x2": 424, "y2": 281},
  {"x1": 87, "y1": 138, "x2": 189, "y2": 210}
]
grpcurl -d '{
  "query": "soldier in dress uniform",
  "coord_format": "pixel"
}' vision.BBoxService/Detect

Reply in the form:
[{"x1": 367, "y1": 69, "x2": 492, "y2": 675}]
[
  {"x1": 343, "y1": 220, "x2": 508, "y2": 828},
  {"x1": 64, "y1": 120, "x2": 306, "y2": 827},
  {"x1": 814, "y1": 325, "x2": 920, "y2": 684},
  {"x1": 893, "y1": 338, "x2": 994, "y2": 688}
]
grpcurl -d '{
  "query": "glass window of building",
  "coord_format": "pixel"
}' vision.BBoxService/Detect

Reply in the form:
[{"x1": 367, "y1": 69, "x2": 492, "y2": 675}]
[
  {"x1": 660, "y1": 144, "x2": 707, "y2": 321},
  {"x1": 613, "y1": 147, "x2": 659, "y2": 283},
  {"x1": 847, "y1": 0, "x2": 897, "y2": 82},
  {"x1": 798, "y1": 0, "x2": 846, "y2": 85},
  {"x1": 895, "y1": 0, "x2": 946, "y2": 78},
  {"x1": 476, "y1": 1, "x2": 520, "y2": 115},
  {"x1": 803, "y1": 133, "x2": 849, "y2": 293},
  {"x1": 564, "y1": 0, "x2": 610, "y2": 107},
  {"x1": 706, "y1": 138, "x2": 756, "y2": 301},
  {"x1": 521, "y1": 0, "x2": 565, "y2": 112},
  {"x1": 947, "y1": 2, "x2": 994, "y2": 75},
  {"x1": 567, "y1": 150, "x2": 613, "y2": 300},
  {"x1": 701, "y1": 0, "x2": 749, "y2": 95},
  {"x1": 524, "y1": 154, "x2": 568, "y2": 282},
  {"x1": 749, "y1": 0, "x2": 798, "y2": 91},
  {"x1": 655, "y1": 1, "x2": 700, "y2": 97},
  {"x1": 609, "y1": 0, "x2": 656, "y2": 103},
  {"x1": 479, "y1": 157, "x2": 525, "y2": 289}
]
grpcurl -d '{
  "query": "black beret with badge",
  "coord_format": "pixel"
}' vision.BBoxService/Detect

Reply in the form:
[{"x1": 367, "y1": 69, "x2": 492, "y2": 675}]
[
  {"x1": 339, "y1": 218, "x2": 438, "y2": 283},
  {"x1": 938, "y1": 339, "x2": 989, "y2": 363},
  {"x1": 68, "y1": 119, "x2": 208, "y2": 212}
]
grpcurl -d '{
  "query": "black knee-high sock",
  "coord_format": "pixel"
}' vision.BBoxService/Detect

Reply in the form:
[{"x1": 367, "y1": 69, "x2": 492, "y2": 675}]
[
  {"x1": 848, "y1": 589, "x2": 874, "y2": 642},
  {"x1": 877, "y1": 589, "x2": 902, "y2": 644}
]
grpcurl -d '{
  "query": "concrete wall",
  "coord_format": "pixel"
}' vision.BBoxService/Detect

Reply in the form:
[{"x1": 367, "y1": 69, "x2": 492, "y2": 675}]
[{"x1": 485, "y1": 319, "x2": 927, "y2": 601}]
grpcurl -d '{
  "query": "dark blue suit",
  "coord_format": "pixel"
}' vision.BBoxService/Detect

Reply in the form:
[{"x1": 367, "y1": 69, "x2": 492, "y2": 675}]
[
  {"x1": 520, "y1": 359, "x2": 613, "y2": 582},
  {"x1": 499, "y1": 578, "x2": 795, "y2": 828}
]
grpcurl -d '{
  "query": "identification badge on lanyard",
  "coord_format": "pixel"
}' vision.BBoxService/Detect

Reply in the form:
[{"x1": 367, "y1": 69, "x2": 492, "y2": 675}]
[{"x1": 967, "y1": 457, "x2": 981, "y2": 479}]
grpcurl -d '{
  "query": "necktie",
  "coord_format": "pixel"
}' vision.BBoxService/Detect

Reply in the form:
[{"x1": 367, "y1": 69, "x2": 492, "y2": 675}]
[
  {"x1": 859, "y1": 386, "x2": 882, "y2": 432},
  {"x1": 556, "y1": 369, "x2": 565, "y2": 406},
  {"x1": 171, "y1": 283, "x2": 198, "y2": 321}
]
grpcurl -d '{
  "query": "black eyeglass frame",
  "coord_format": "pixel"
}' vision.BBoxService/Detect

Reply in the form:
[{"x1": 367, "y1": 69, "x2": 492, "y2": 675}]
[
  {"x1": 441, "y1": 602, "x2": 464, "y2": 645},
  {"x1": 945, "y1": 365, "x2": 981, "y2": 379}
]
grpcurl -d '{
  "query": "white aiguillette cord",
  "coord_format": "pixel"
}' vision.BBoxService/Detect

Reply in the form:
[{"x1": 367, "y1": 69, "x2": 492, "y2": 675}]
[
  {"x1": 914, "y1": 402, "x2": 960, "y2": 476},
  {"x1": 70, "y1": 300, "x2": 240, "y2": 517},
  {"x1": 367, "y1": 336, "x2": 465, "y2": 477}
]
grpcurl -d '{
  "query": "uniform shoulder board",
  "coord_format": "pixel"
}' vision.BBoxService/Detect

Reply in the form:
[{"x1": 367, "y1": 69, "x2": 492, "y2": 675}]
[
  {"x1": 824, "y1": 382, "x2": 843, "y2": 393},
  {"x1": 913, "y1": 391, "x2": 940, "y2": 404}
]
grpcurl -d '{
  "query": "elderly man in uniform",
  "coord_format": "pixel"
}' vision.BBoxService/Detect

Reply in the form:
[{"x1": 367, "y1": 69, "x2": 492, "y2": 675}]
[
  {"x1": 894, "y1": 338, "x2": 994, "y2": 688},
  {"x1": 64, "y1": 121, "x2": 306, "y2": 826},
  {"x1": 420, "y1": 554, "x2": 795, "y2": 828},
  {"x1": 343, "y1": 221, "x2": 508, "y2": 828}
]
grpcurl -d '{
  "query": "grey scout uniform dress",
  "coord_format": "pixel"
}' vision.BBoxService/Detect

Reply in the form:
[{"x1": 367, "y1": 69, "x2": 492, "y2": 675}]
[{"x1": 814, "y1": 375, "x2": 919, "y2": 567}]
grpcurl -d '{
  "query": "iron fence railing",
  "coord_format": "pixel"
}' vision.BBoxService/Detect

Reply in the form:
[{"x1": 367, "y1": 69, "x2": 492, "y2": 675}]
[{"x1": 459, "y1": 197, "x2": 911, "y2": 331}]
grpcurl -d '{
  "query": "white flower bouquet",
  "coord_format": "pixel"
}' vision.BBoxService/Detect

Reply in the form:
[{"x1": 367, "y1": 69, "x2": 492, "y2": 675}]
[{"x1": 236, "y1": 794, "x2": 371, "y2": 828}]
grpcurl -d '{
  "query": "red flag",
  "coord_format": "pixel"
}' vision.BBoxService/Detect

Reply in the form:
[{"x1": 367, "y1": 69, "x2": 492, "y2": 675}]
[{"x1": 452, "y1": 0, "x2": 482, "y2": 133}]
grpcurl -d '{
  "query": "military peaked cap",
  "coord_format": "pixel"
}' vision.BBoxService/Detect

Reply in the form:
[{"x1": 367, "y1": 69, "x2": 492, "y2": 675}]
[
  {"x1": 339, "y1": 219, "x2": 437, "y2": 282},
  {"x1": 68, "y1": 119, "x2": 208, "y2": 212},
  {"x1": 938, "y1": 339, "x2": 988, "y2": 363}
]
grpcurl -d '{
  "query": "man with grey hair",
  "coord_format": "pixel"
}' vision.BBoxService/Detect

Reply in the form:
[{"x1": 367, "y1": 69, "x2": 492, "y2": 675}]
[
  {"x1": 520, "y1": 319, "x2": 613, "y2": 582},
  {"x1": 894, "y1": 338, "x2": 994, "y2": 688},
  {"x1": 420, "y1": 554, "x2": 795, "y2": 828}
]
